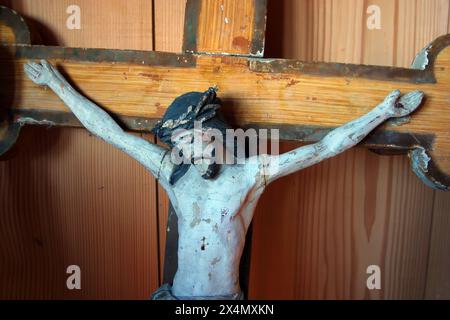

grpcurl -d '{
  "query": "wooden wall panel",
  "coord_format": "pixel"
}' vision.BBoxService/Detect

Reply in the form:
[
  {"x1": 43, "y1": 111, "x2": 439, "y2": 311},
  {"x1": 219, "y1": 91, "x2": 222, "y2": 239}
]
[
  {"x1": 154, "y1": 0, "x2": 186, "y2": 53},
  {"x1": 0, "y1": 128, "x2": 158, "y2": 299},
  {"x1": 0, "y1": 0, "x2": 158, "y2": 299},
  {"x1": 1, "y1": 0, "x2": 153, "y2": 49},
  {"x1": 250, "y1": 146, "x2": 437, "y2": 299},
  {"x1": 249, "y1": 0, "x2": 449, "y2": 299},
  {"x1": 425, "y1": 192, "x2": 450, "y2": 299}
]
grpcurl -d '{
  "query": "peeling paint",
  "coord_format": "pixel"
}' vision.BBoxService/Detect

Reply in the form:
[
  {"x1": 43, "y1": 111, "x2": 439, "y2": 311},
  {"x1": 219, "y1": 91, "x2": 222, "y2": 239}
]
[
  {"x1": 249, "y1": 58, "x2": 435, "y2": 83},
  {"x1": 411, "y1": 45, "x2": 431, "y2": 70},
  {"x1": 409, "y1": 147, "x2": 448, "y2": 190},
  {"x1": 10, "y1": 45, "x2": 197, "y2": 67},
  {"x1": 17, "y1": 117, "x2": 56, "y2": 126},
  {"x1": 254, "y1": 49, "x2": 264, "y2": 56},
  {"x1": 410, "y1": 147, "x2": 430, "y2": 173},
  {"x1": 211, "y1": 257, "x2": 221, "y2": 266},
  {"x1": 387, "y1": 116, "x2": 411, "y2": 127},
  {"x1": 190, "y1": 202, "x2": 201, "y2": 228}
]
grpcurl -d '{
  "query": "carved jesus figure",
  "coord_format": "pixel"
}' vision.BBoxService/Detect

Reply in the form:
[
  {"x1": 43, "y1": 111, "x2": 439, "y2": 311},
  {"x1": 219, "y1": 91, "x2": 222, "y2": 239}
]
[{"x1": 24, "y1": 60, "x2": 424, "y2": 300}]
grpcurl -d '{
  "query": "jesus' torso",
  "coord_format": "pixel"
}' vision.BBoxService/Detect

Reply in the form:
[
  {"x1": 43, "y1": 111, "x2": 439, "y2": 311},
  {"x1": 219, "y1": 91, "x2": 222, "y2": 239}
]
[{"x1": 167, "y1": 158, "x2": 266, "y2": 297}]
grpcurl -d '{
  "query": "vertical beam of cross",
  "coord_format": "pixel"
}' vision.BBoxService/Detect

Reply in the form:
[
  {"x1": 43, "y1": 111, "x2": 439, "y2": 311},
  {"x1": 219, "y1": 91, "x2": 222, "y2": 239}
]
[{"x1": 183, "y1": 0, "x2": 267, "y2": 56}]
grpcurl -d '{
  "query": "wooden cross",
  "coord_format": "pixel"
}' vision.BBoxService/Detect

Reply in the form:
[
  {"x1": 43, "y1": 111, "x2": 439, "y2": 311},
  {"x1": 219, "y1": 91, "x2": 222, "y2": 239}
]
[
  {"x1": 0, "y1": 0, "x2": 448, "y2": 296},
  {"x1": 1, "y1": 1, "x2": 448, "y2": 191}
]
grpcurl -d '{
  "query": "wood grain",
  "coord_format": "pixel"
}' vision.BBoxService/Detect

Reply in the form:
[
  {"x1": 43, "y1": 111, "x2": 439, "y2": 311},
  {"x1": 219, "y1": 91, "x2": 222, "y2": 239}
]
[
  {"x1": 249, "y1": 0, "x2": 449, "y2": 299},
  {"x1": 0, "y1": 127, "x2": 159, "y2": 299},
  {"x1": 250, "y1": 146, "x2": 435, "y2": 299},
  {"x1": 154, "y1": 0, "x2": 186, "y2": 54},
  {"x1": 0, "y1": 23, "x2": 16, "y2": 44},
  {"x1": 7, "y1": 0, "x2": 153, "y2": 49},
  {"x1": 3, "y1": 45, "x2": 449, "y2": 178},
  {"x1": 0, "y1": 0, "x2": 159, "y2": 299},
  {"x1": 425, "y1": 191, "x2": 450, "y2": 299},
  {"x1": 195, "y1": 0, "x2": 256, "y2": 54}
]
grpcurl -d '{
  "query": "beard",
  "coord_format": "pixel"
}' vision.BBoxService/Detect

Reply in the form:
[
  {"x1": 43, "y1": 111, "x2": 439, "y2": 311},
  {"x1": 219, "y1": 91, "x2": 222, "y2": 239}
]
[{"x1": 200, "y1": 162, "x2": 220, "y2": 180}]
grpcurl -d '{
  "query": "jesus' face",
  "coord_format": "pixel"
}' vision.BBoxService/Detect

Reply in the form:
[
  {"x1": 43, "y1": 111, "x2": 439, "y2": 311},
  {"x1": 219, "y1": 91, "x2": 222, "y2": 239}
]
[{"x1": 170, "y1": 126, "x2": 222, "y2": 178}]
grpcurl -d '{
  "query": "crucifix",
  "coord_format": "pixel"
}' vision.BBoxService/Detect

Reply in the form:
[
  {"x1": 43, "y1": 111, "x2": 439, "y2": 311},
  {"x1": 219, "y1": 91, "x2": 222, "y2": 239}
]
[{"x1": 0, "y1": 1, "x2": 448, "y2": 300}]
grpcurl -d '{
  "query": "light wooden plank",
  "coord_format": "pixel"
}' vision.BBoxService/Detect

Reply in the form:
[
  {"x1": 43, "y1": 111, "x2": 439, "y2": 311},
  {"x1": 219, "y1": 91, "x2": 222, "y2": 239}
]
[
  {"x1": 249, "y1": 0, "x2": 446, "y2": 299},
  {"x1": 395, "y1": 0, "x2": 450, "y2": 67},
  {"x1": 0, "y1": 0, "x2": 159, "y2": 299},
  {"x1": 8, "y1": 0, "x2": 153, "y2": 50},
  {"x1": 195, "y1": 0, "x2": 256, "y2": 54},
  {"x1": 425, "y1": 191, "x2": 450, "y2": 299},
  {"x1": 250, "y1": 146, "x2": 435, "y2": 299},
  {"x1": 3, "y1": 44, "x2": 449, "y2": 180},
  {"x1": 0, "y1": 127, "x2": 159, "y2": 299},
  {"x1": 154, "y1": 0, "x2": 186, "y2": 53}
]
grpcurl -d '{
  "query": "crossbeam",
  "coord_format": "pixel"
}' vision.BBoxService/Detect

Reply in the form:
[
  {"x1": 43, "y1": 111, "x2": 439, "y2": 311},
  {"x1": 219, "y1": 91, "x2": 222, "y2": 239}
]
[{"x1": 0, "y1": 4, "x2": 448, "y2": 190}]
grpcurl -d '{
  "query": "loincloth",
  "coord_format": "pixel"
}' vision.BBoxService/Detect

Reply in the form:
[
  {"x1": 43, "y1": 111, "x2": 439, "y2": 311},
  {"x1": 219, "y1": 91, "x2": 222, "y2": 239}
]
[{"x1": 151, "y1": 284, "x2": 244, "y2": 300}]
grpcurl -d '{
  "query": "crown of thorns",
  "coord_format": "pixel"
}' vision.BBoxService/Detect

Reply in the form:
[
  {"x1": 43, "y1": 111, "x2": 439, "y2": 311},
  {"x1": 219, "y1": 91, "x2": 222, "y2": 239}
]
[{"x1": 151, "y1": 87, "x2": 222, "y2": 147}]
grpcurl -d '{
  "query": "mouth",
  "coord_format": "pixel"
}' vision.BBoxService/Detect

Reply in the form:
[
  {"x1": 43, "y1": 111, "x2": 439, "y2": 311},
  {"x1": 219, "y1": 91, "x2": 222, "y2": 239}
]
[{"x1": 193, "y1": 157, "x2": 212, "y2": 164}]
